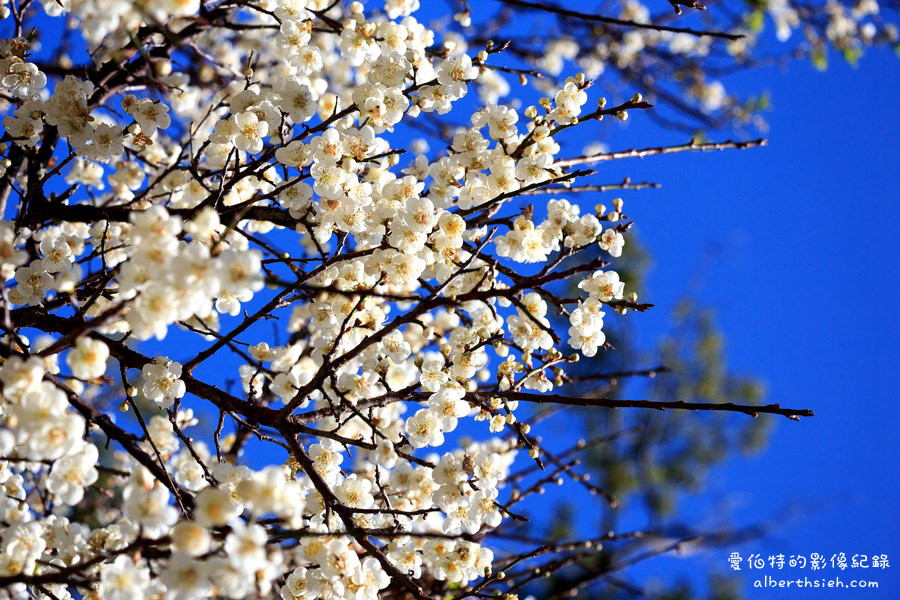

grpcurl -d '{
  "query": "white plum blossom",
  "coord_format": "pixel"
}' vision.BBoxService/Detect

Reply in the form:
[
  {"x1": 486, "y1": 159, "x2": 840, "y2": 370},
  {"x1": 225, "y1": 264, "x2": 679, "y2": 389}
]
[
  {"x1": 2, "y1": 62, "x2": 46, "y2": 98},
  {"x1": 599, "y1": 227, "x2": 626, "y2": 257},
  {"x1": 128, "y1": 98, "x2": 171, "y2": 136},
  {"x1": 224, "y1": 521, "x2": 269, "y2": 572},
  {"x1": 233, "y1": 111, "x2": 269, "y2": 154},
  {"x1": 279, "y1": 80, "x2": 316, "y2": 124},
  {"x1": 141, "y1": 357, "x2": 187, "y2": 408},
  {"x1": 66, "y1": 337, "x2": 109, "y2": 380},
  {"x1": 46, "y1": 443, "x2": 99, "y2": 505},
  {"x1": 406, "y1": 408, "x2": 444, "y2": 448},
  {"x1": 579, "y1": 269, "x2": 625, "y2": 302},
  {"x1": 123, "y1": 476, "x2": 179, "y2": 538},
  {"x1": 171, "y1": 521, "x2": 213, "y2": 557},
  {"x1": 98, "y1": 555, "x2": 153, "y2": 599}
]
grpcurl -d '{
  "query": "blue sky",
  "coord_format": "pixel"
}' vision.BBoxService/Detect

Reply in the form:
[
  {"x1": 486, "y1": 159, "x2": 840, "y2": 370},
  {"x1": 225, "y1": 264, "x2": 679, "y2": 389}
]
[
  {"x1": 9, "y1": 3, "x2": 899, "y2": 598},
  {"x1": 611, "y1": 47, "x2": 900, "y2": 597}
]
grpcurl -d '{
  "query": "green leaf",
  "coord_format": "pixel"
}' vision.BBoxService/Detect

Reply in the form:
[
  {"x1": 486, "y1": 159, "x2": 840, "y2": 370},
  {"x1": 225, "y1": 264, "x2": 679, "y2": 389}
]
[{"x1": 812, "y1": 49, "x2": 828, "y2": 71}]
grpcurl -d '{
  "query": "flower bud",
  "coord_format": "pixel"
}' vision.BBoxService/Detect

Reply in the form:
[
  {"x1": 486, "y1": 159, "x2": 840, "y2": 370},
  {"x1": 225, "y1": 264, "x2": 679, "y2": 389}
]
[
  {"x1": 198, "y1": 63, "x2": 215, "y2": 83},
  {"x1": 171, "y1": 521, "x2": 212, "y2": 557},
  {"x1": 152, "y1": 59, "x2": 172, "y2": 77}
]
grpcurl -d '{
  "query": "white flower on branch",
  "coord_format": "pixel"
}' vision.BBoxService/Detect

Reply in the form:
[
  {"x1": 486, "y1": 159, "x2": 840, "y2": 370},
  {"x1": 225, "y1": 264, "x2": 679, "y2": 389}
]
[{"x1": 141, "y1": 357, "x2": 186, "y2": 409}]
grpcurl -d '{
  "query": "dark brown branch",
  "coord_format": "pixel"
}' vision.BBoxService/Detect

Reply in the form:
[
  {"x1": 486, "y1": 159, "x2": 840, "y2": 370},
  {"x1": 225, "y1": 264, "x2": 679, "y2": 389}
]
[
  {"x1": 471, "y1": 391, "x2": 814, "y2": 420},
  {"x1": 499, "y1": 0, "x2": 742, "y2": 40},
  {"x1": 554, "y1": 138, "x2": 768, "y2": 168}
]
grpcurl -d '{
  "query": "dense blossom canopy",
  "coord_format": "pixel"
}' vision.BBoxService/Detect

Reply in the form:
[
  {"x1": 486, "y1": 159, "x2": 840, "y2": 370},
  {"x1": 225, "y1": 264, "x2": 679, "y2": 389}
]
[{"x1": 0, "y1": 0, "x2": 892, "y2": 598}]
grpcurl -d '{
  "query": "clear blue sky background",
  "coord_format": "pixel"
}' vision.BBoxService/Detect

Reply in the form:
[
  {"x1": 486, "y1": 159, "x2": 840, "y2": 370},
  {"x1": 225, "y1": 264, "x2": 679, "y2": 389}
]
[
  {"x1": 604, "y1": 46, "x2": 900, "y2": 597},
  {"x1": 12, "y1": 4, "x2": 899, "y2": 598}
]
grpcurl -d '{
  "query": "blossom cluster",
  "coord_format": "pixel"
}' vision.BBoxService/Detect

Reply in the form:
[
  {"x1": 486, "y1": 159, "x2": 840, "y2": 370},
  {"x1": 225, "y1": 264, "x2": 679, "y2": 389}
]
[
  {"x1": 0, "y1": 0, "x2": 622, "y2": 595},
  {"x1": 508, "y1": 0, "x2": 893, "y2": 128}
]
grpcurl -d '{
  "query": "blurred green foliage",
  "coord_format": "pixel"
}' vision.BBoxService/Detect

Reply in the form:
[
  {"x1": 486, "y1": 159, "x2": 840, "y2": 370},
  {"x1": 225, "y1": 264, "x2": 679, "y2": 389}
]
[{"x1": 524, "y1": 232, "x2": 771, "y2": 597}]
